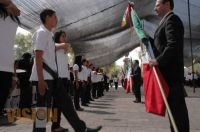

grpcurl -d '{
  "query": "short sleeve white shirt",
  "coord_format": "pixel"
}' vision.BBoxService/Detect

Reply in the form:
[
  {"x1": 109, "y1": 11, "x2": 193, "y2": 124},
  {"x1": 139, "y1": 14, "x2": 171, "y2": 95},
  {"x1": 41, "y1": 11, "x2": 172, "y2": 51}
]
[
  {"x1": 56, "y1": 49, "x2": 70, "y2": 79},
  {"x1": 73, "y1": 64, "x2": 83, "y2": 81},
  {"x1": 30, "y1": 25, "x2": 57, "y2": 81},
  {"x1": 0, "y1": 17, "x2": 18, "y2": 73},
  {"x1": 82, "y1": 66, "x2": 89, "y2": 81},
  {"x1": 87, "y1": 68, "x2": 92, "y2": 78},
  {"x1": 91, "y1": 71, "x2": 97, "y2": 83},
  {"x1": 114, "y1": 77, "x2": 118, "y2": 82},
  {"x1": 96, "y1": 73, "x2": 103, "y2": 82}
]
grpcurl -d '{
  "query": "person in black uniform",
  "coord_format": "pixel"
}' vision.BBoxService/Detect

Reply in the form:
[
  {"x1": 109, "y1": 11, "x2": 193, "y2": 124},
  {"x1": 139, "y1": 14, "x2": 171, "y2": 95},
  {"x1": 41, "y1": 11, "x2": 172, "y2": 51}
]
[{"x1": 149, "y1": 0, "x2": 190, "y2": 131}]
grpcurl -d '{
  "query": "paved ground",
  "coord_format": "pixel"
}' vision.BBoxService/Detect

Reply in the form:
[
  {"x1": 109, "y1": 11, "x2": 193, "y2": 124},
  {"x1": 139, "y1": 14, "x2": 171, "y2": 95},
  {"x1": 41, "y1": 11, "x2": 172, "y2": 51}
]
[{"x1": 0, "y1": 86, "x2": 200, "y2": 132}]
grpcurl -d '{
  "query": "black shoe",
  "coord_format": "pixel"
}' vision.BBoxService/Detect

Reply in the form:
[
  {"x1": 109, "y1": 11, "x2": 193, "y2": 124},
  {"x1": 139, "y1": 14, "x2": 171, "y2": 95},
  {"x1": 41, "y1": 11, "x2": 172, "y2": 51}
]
[
  {"x1": 86, "y1": 101, "x2": 91, "y2": 104},
  {"x1": 133, "y1": 100, "x2": 141, "y2": 103},
  {"x1": 76, "y1": 107, "x2": 84, "y2": 111},
  {"x1": 0, "y1": 115, "x2": 16, "y2": 125},
  {"x1": 52, "y1": 127, "x2": 69, "y2": 132},
  {"x1": 86, "y1": 126, "x2": 102, "y2": 132},
  {"x1": 82, "y1": 103, "x2": 89, "y2": 107}
]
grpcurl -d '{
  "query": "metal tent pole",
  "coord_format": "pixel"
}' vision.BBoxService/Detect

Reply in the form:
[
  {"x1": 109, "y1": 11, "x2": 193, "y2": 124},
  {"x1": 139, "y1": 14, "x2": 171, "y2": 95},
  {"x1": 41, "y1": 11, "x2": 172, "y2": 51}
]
[{"x1": 187, "y1": 0, "x2": 195, "y2": 93}]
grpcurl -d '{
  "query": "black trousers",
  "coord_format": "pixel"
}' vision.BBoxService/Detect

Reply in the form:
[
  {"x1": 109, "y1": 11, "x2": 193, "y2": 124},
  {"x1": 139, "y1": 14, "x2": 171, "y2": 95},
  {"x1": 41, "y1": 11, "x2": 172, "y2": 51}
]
[
  {"x1": 133, "y1": 84, "x2": 141, "y2": 102},
  {"x1": 51, "y1": 78, "x2": 69, "y2": 130},
  {"x1": 85, "y1": 83, "x2": 92, "y2": 102},
  {"x1": 32, "y1": 80, "x2": 86, "y2": 132},
  {"x1": 69, "y1": 80, "x2": 74, "y2": 96},
  {"x1": 97, "y1": 82, "x2": 101, "y2": 97},
  {"x1": 81, "y1": 82, "x2": 87, "y2": 105},
  {"x1": 114, "y1": 82, "x2": 118, "y2": 90},
  {"x1": 19, "y1": 78, "x2": 32, "y2": 110},
  {"x1": 168, "y1": 84, "x2": 190, "y2": 132},
  {"x1": 92, "y1": 83, "x2": 98, "y2": 98},
  {"x1": 105, "y1": 83, "x2": 109, "y2": 92},
  {"x1": 74, "y1": 81, "x2": 82, "y2": 109},
  {"x1": 0, "y1": 71, "x2": 12, "y2": 116}
]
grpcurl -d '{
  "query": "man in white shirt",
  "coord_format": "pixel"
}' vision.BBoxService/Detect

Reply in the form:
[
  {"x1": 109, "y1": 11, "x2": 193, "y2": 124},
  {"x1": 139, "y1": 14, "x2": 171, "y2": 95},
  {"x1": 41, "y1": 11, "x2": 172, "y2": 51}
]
[
  {"x1": 81, "y1": 59, "x2": 89, "y2": 106},
  {"x1": 30, "y1": 9, "x2": 101, "y2": 132},
  {"x1": 73, "y1": 55, "x2": 84, "y2": 111},
  {"x1": 85, "y1": 62, "x2": 94, "y2": 102},
  {"x1": 91, "y1": 67, "x2": 98, "y2": 99}
]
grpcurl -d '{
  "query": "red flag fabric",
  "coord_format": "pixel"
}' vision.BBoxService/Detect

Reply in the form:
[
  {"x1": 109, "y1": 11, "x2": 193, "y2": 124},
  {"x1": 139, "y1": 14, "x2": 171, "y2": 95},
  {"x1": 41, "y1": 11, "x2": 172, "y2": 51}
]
[
  {"x1": 125, "y1": 78, "x2": 130, "y2": 93},
  {"x1": 125, "y1": 76, "x2": 133, "y2": 93},
  {"x1": 124, "y1": 58, "x2": 133, "y2": 94},
  {"x1": 142, "y1": 64, "x2": 169, "y2": 116}
]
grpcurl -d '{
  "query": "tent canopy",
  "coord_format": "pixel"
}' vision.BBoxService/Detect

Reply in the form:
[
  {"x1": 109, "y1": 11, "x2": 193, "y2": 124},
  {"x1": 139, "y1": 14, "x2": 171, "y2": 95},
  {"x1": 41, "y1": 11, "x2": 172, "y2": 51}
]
[{"x1": 13, "y1": 0, "x2": 200, "y2": 67}]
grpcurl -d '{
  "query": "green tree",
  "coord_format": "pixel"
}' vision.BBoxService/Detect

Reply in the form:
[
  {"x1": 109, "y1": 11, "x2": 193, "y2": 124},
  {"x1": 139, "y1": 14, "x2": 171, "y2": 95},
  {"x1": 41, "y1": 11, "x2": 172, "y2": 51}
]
[
  {"x1": 67, "y1": 43, "x2": 75, "y2": 65},
  {"x1": 15, "y1": 33, "x2": 32, "y2": 59},
  {"x1": 104, "y1": 63, "x2": 121, "y2": 78}
]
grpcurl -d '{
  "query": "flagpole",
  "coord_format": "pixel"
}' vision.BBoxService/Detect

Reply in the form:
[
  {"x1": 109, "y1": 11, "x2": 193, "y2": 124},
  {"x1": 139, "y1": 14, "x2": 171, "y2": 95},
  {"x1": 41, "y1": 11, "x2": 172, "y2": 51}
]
[
  {"x1": 187, "y1": 0, "x2": 195, "y2": 93},
  {"x1": 152, "y1": 66, "x2": 179, "y2": 132}
]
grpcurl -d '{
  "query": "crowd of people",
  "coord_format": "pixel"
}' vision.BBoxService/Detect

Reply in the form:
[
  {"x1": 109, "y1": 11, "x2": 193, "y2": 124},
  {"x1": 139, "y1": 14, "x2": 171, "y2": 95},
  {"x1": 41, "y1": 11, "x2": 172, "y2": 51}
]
[{"x1": 185, "y1": 72, "x2": 200, "y2": 87}]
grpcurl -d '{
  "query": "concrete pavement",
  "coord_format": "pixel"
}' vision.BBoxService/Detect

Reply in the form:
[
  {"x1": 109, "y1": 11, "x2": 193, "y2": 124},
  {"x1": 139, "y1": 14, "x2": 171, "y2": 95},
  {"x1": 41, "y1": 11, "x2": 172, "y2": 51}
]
[{"x1": 0, "y1": 86, "x2": 200, "y2": 132}]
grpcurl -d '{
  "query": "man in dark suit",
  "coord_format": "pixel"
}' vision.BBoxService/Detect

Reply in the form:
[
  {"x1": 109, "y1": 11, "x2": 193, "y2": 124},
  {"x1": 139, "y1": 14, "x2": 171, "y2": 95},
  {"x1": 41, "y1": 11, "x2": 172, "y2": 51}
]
[
  {"x1": 132, "y1": 60, "x2": 142, "y2": 103},
  {"x1": 149, "y1": 0, "x2": 190, "y2": 131}
]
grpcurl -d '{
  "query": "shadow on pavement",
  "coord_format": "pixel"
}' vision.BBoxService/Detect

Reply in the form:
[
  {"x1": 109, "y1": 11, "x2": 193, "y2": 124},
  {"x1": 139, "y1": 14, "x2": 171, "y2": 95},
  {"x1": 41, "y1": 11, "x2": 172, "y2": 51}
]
[
  {"x1": 83, "y1": 110, "x2": 115, "y2": 115},
  {"x1": 103, "y1": 118, "x2": 121, "y2": 122},
  {"x1": 90, "y1": 102, "x2": 112, "y2": 106},
  {"x1": 89, "y1": 105, "x2": 113, "y2": 109}
]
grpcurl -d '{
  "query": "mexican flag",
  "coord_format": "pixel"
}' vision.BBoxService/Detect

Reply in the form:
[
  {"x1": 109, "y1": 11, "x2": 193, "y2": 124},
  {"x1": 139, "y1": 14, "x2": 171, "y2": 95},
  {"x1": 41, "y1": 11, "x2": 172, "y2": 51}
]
[
  {"x1": 125, "y1": 59, "x2": 133, "y2": 94},
  {"x1": 122, "y1": 3, "x2": 169, "y2": 116}
]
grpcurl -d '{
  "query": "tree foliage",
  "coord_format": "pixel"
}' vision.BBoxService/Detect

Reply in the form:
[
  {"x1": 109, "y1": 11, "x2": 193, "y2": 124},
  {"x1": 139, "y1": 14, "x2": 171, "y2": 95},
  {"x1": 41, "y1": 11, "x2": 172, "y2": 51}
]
[
  {"x1": 104, "y1": 63, "x2": 121, "y2": 78},
  {"x1": 15, "y1": 33, "x2": 32, "y2": 59}
]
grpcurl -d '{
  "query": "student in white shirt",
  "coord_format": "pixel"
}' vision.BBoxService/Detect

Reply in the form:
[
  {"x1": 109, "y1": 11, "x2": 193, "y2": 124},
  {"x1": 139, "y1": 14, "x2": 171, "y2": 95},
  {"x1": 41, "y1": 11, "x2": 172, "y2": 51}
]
[
  {"x1": 54, "y1": 30, "x2": 70, "y2": 92},
  {"x1": 96, "y1": 68, "x2": 102, "y2": 98},
  {"x1": 85, "y1": 61, "x2": 94, "y2": 102},
  {"x1": 30, "y1": 9, "x2": 102, "y2": 132},
  {"x1": 73, "y1": 55, "x2": 84, "y2": 111},
  {"x1": 52, "y1": 30, "x2": 70, "y2": 132},
  {"x1": 81, "y1": 59, "x2": 89, "y2": 106},
  {"x1": 91, "y1": 67, "x2": 98, "y2": 99},
  {"x1": 97, "y1": 69, "x2": 104, "y2": 97},
  {"x1": 0, "y1": 1, "x2": 20, "y2": 125}
]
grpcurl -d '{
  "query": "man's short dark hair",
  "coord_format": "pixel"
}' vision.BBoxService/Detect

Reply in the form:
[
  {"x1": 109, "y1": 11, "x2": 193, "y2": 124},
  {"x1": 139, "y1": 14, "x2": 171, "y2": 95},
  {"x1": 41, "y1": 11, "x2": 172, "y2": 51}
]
[
  {"x1": 162, "y1": 0, "x2": 174, "y2": 10},
  {"x1": 82, "y1": 59, "x2": 87, "y2": 64},
  {"x1": 40, "y1": 9, "x2": 55, "y2": 24},
  {"x1": 135, "y1": 60, "x2": 139, "y2": 65}
]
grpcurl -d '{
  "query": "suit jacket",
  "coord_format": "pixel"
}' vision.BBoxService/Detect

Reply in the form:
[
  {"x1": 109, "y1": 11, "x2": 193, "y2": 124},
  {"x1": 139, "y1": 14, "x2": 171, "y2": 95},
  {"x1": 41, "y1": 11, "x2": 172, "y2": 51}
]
[
  {"x1": 132, "y1": 66, "x2": 142, "y2": 86},
  {"x1": 153, "y1": 12, "x2": 184, "y2": 86}
]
